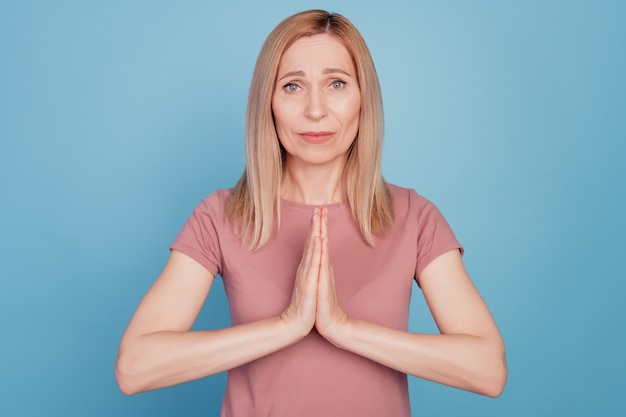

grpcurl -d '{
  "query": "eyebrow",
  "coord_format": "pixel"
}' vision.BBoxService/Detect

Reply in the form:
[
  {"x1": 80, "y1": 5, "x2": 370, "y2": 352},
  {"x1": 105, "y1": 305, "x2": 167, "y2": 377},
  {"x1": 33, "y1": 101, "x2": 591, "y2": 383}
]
[{"x1": 278, "y1": 68, "x2": 353, "y2": 81}]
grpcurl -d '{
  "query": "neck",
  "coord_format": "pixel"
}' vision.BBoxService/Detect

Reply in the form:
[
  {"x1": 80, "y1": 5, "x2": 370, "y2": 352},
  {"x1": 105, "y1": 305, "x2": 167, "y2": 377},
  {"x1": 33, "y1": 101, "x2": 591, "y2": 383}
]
[{"x1": 281, "y1": 159, "x2": 346, "y2": 205}]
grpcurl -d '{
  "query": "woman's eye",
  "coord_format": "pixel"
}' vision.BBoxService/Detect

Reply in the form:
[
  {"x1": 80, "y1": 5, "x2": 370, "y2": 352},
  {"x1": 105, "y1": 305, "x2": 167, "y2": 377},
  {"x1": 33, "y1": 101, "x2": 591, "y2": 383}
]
[
  {"x1": 285, "y1": 83, "x2": 300, "y2": 92},
  {"x1": 331, "y1": 80, "x2": 345, "y2": 89}
]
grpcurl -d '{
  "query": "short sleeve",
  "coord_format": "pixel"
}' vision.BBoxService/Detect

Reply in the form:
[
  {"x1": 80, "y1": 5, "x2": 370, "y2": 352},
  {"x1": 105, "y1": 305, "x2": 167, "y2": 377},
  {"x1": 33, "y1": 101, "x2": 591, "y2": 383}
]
[
  {"x1": 169, "y1": 192, "x2": 224, "y2": 277},
  {"x1": 413, "y1": 191, "x2": 464, "y2": 284}
]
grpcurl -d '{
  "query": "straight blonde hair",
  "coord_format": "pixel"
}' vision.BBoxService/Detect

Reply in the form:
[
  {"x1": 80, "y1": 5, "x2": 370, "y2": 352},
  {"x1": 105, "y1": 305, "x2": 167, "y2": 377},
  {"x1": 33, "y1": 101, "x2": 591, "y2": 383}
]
[{"x1": 228, "y1": 9, "x2": 394, "y2": 249}]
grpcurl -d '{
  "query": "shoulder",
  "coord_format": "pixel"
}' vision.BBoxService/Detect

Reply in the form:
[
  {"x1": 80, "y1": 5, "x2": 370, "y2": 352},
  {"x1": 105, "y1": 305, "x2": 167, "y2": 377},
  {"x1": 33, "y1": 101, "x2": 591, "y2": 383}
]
[
  {"x1": 182, "y1": 188, "x2": 235, "y2": 230},
  {"x1": 385, "y1": 182, "x2": 456, "y2": 239},
  {"x1": 386, "y1": 184, "x2": 464, "y2": 272},
  {"x1": 386, "y1": 182, "x2": 436, "y2": 215},
  {"x1": 194, "y1": 188, "x2": 233, "y2": 212}
]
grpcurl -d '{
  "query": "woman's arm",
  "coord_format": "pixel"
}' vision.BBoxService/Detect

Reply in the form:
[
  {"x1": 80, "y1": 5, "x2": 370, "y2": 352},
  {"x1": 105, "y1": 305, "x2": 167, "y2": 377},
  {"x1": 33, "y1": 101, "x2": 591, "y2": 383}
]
[
  {"x1": 116, "y1": 216, "x2": 323, "y2": 396},
  {"x1": 317, "y1": 245, "x2": 507, "y2": 397}
]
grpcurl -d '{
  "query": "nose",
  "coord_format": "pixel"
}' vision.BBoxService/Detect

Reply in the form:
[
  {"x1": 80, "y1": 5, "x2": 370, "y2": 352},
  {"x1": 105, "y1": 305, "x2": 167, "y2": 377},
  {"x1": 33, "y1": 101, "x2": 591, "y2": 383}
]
[{"x1": 304, "y1": 88, "x2": 327, "y2": 120}]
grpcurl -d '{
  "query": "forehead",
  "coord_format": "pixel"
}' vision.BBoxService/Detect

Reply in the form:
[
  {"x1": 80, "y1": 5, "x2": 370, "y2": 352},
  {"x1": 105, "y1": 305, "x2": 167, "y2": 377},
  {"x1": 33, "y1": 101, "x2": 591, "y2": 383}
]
[{"x1": 278, "y1": 34, "x2": 354, "y2": 72}]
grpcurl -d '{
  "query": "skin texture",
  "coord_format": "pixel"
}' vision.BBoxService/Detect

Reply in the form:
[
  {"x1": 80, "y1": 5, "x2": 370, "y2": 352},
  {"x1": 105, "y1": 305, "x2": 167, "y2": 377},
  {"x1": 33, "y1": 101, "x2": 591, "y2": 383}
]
[
  {"x1": 115, "y1": 34, "x2": 507, "y2": 398},
  {"x1": 272, "y1": 34, "x2": 361, "y2": 205}
]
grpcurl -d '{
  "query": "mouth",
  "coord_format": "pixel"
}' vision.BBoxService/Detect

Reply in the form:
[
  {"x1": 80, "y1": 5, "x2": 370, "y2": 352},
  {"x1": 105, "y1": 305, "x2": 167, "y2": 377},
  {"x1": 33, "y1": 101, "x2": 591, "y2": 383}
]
[{"x1": 298, "y1": 131, "x2": 335, "y2": 144}]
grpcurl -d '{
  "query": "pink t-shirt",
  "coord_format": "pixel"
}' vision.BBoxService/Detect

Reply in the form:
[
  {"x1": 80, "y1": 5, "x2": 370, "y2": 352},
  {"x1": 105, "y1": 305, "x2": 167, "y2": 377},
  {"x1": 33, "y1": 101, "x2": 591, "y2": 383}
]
[{"x1": 171, "y1": 183, "x2": 463, "y2": 417}]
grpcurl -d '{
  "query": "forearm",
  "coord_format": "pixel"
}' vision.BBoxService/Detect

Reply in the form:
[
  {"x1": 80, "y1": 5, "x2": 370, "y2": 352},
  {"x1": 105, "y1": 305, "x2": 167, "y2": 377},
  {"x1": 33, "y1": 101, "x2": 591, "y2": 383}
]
[
  {"x1": 116, "y1": 316, "x2": 302, "y2": 395},
  {"x1": 327, "y1": 318, "x2": 507, "y2": 397}
]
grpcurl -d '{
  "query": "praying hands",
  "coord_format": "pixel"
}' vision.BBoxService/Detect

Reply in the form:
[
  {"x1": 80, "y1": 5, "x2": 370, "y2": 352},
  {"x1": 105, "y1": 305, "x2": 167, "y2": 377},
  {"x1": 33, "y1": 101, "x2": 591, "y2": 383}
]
[{"x1": 281, "y1": 208, "x2": 349, "y2": 343}]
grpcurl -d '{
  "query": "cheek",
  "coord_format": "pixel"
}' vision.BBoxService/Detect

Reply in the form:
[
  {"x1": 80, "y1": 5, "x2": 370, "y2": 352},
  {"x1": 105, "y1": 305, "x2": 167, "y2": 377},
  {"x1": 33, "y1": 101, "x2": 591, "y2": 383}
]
[
  {"x1": 344, "y1": 96, "x2": 361, "y2": 126},
  {"x1": 271, "y1": 103, "x2": 285, "y2": 133},
  {"x1": 272, "y1": 99, "x2": 293, "y2": 131},
  {"x1": 271, "y1": 102, "x2": 294, "y2": 149}
]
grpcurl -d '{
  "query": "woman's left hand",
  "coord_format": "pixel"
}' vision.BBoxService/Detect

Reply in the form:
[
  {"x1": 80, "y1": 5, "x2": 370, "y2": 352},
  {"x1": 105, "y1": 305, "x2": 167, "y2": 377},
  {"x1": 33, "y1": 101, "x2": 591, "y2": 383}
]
[{"x1": 314, "y1": 208, "x2": 349, "y2": 342}]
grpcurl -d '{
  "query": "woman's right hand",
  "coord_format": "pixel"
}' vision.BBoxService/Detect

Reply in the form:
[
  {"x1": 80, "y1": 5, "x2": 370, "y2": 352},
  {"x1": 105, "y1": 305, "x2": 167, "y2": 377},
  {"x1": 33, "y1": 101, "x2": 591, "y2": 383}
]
[{"x1": 280, "y1": 208, "x2": 322, "y2": 337}]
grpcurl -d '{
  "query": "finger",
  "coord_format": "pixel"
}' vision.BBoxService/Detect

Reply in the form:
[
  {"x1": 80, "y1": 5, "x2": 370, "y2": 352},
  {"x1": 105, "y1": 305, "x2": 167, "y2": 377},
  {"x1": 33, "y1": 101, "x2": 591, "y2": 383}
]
[
  {"x1": 313, "y1": 207, "x2": 321, "y2": 237},
  {"x1": 320, "y1": 207, "x2": 328, "y2": 242},
  {"x1": 322, "y1": 237, "x2": 330, "y2": 275},
  {"x1": 309, "y1": 236, "x2": 323, "y2": 278},
  {"x1": 302, "y1": 209, "x2": 320, "y2": 257},
  {"x1": 308, "y1": 208, "x2": 321, "y2": 241},
  {"x1": 317, "y1": 237, "x2": 330, "y2": 292},
  {"x1": 318, "y1": 237, "x2": 340, "y2": 314},
  {"x1": 300, "y1": 235, "x2": 322, "y2": 284}
]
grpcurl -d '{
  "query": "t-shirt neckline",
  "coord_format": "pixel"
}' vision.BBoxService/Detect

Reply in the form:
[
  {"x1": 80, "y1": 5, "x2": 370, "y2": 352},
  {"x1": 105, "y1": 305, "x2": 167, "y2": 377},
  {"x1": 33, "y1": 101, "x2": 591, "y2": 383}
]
[{"x1": 279, "y1": 197, "x2": 349, "y2": 212}]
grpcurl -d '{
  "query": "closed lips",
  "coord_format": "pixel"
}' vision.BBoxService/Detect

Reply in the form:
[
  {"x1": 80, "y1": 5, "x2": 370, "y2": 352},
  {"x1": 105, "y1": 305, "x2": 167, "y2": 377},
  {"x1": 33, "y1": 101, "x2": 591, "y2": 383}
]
[{"x1": 299, "y1": 132, "x2": 335, "y2": 144}]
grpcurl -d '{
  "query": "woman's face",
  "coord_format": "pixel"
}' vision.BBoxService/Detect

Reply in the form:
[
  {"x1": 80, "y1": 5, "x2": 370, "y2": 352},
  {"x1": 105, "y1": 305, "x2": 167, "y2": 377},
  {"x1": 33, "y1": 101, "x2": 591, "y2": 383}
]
[{"x1": 272, "y1": 34, "x2": 361, "y2": 169}]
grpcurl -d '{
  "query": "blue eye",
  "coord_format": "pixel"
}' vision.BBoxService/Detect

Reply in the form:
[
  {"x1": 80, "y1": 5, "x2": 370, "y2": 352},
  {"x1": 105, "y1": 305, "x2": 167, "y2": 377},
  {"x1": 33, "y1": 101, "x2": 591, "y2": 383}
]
[
  {"x1": 331, "y1": 80, "x2": 345, "y2": 89},
  {"x1": 285, "y1": 83, "x2": 300, "y2": 92}
]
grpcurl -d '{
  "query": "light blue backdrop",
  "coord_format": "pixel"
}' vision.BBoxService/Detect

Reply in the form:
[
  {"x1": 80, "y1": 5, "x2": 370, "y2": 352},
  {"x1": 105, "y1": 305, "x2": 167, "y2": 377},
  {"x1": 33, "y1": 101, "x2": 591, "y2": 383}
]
[{"x1": 1, "y1": 0, "x2": 624, "y2": 416}]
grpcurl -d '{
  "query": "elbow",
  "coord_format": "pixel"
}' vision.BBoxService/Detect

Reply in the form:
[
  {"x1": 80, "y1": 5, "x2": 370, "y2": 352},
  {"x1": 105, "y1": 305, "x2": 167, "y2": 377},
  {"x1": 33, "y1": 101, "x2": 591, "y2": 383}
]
[
  {"x1": 480, "y1": 346, "x2": 507, "y2": 398},
  {"x1": 115, "y1": 350, "x2": 145, "y2": 396},
  {"x1": 116, "y1": 373, "x2": 140, "y2": 396},
  {"x1": 482, "y1": 365, "x2": 507, "y2": 398}
]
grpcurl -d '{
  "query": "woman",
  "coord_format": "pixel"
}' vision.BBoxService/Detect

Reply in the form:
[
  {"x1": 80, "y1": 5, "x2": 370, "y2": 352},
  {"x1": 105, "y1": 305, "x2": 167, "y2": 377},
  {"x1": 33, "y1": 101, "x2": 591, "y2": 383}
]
[{"x1": 116, "y1": 9, "x2": 506, "y2": 416}]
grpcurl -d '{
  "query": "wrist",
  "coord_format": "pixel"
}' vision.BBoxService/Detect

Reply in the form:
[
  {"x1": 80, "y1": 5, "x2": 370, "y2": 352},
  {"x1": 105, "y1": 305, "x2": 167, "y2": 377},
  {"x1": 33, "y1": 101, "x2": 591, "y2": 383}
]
[
  {"x1": 318, "y1": 313, "x2": 352, "y2": 348},
  {"x1": 278, "y1": 310, "x2": 313, "y2": 342}
]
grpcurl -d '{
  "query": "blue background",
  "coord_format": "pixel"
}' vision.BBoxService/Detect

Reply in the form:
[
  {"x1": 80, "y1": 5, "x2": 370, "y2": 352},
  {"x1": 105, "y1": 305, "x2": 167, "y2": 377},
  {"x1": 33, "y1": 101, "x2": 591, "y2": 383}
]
[{"x1": 1, "y1": 0, "x2": 624, "y2": 415}]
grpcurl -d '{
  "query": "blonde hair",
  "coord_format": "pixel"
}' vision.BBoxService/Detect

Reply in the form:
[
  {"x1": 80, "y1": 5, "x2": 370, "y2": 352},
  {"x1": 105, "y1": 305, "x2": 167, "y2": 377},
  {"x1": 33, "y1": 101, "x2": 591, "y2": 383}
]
[{"x1": 228, "y1": 9, "x2": 393, "y2": 249}]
